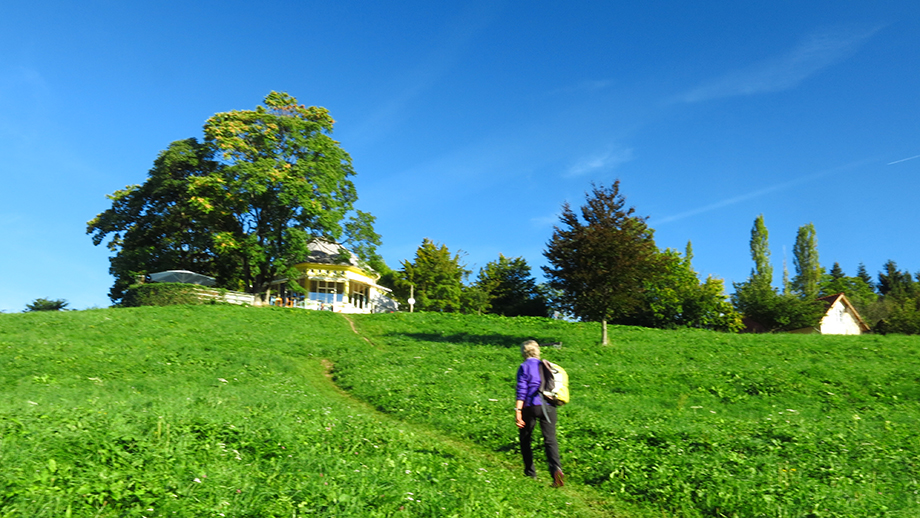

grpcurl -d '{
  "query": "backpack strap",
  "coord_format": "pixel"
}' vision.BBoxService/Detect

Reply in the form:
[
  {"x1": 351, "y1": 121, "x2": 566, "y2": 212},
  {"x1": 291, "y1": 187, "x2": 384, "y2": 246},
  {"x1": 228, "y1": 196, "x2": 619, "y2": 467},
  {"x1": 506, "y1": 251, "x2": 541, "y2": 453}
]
[{"x1": 538, "y1": 359, "x2": 555, "y2": 394}]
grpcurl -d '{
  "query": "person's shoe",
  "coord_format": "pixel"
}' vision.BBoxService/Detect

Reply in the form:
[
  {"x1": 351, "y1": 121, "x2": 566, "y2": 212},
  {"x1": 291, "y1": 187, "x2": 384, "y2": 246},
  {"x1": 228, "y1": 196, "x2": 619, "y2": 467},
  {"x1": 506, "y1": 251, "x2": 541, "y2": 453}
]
[{"x1": 552, "y1": 469, "x2": 564, "y2": 488}]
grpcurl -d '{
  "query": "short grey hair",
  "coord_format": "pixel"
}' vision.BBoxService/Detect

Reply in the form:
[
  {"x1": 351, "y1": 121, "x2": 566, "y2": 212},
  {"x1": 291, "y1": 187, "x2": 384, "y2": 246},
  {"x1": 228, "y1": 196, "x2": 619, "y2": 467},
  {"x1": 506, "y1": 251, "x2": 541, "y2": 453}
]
[{"x1": 521, "y1": 340, "x2": 541, "y2": 359}]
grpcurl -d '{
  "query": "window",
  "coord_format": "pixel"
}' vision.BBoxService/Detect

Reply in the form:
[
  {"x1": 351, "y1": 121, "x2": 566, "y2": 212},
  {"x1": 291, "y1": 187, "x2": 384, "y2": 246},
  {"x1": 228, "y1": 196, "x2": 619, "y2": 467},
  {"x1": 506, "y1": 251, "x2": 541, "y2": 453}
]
[{"x1": 309, "y1": 280, "x2": 345, "y2": 303}]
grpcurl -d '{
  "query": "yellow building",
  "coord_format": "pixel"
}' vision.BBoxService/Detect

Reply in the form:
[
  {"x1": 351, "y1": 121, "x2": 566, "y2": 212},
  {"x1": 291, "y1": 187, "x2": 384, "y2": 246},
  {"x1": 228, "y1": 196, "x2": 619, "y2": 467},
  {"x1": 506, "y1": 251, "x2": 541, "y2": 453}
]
[{"x1": 269, "y1": 240, "x2": 397, "y2": 314}]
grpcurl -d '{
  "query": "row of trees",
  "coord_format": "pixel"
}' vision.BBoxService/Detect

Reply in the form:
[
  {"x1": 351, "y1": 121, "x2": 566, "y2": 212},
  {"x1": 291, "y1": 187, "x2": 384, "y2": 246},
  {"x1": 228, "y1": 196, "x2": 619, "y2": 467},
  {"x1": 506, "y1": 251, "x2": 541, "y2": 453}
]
[
  {"x1": 387, "y1": 239, "x2": 550, "y2": 317},
  {"x1": 386, "y1": 182, "x2": 742, "y2": 343},
  {"x1": 730, "y1": 213, "x2": 920, "y2": 334},
  {"x1": 89, "y1": 92, "x2": 916, "y2": 337},
  {"x1": 388, "y1": 186, "x2": 920, "y2": 338}
]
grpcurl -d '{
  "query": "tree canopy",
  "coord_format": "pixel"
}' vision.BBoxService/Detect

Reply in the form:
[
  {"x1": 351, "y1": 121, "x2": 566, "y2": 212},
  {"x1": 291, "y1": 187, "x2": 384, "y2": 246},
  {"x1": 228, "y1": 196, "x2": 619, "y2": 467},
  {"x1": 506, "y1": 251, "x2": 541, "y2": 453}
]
[
  {"x1": 475, "y1": 255, "x2": 548, "y2": 317},
  {"x1": 628, "y1": 245, "x2": 742, "y2": 332},
  {"x1": 791, "y1": 223, "x2": 822, "y2": 301},
  {"x1": 88, "y1": 92, "x2": 381, "y2": 302},
  {"x1": 543, "y1": 181, "x2": 660, "y2": 344},
  {"x1": 25, "y1": 298, "x2": 69, "y2": 312},
  {"x1": 394, "y1": 239, "x2": 469, "y2": 312},
  {"x1": 732, "y1": 216, "x2": 824, "y2": 332}
]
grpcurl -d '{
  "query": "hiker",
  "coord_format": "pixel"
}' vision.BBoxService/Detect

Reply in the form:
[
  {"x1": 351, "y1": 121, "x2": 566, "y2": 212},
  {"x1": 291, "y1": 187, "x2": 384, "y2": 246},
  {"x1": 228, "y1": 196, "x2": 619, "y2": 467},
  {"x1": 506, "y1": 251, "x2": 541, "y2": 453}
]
[{"x1": 515, "y1": 339, "x2": 564, "y2": 487}]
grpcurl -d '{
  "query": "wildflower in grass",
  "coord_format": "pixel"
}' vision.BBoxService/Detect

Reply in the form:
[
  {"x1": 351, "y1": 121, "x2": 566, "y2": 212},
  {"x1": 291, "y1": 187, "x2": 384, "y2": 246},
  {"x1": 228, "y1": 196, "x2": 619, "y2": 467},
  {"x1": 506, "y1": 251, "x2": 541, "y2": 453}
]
[
  {"x1": 218, "y1": 378, "x2": 228, "y2": 383},
  {"x1": 194, "y1": 478, "x2": 202, "y2": 483}
]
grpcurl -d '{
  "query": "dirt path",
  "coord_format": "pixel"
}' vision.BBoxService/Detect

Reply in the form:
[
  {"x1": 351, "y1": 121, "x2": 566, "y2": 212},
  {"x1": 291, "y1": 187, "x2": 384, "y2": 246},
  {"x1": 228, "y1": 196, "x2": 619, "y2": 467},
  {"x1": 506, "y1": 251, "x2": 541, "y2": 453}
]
[
  {"x1": 339, "y1": 313, "x2": 376, "y2": 347},
  {"x1": 329, "y1": 314, "x2": 623, "y2": 517}
]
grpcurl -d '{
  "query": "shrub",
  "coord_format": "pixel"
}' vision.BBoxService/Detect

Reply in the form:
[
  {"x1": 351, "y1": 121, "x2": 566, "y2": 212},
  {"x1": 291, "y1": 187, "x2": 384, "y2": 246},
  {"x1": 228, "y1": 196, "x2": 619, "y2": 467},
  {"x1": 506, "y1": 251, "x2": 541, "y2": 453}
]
[
  {"x1": 122, "y1": 283, "x2": 208, "y2": 307},
  {"x1": 24, "y1": 298, "x2": 69, "y2": 311}
]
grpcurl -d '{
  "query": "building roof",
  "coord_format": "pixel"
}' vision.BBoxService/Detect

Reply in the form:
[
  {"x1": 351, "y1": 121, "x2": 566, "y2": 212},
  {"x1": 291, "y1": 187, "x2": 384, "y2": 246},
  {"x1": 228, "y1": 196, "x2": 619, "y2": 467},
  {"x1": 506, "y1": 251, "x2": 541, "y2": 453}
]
[{"x1": 301, "y1": 239, "x2": 365, "y2": 269}]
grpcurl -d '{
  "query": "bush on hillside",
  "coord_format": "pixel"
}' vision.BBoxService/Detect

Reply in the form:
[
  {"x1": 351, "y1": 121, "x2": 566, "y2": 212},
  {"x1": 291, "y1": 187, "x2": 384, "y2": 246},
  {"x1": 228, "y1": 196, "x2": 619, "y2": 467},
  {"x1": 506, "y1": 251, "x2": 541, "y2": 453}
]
[
  {"x1": 122, "y1": 283, "x2": 212, "y2": 307},
  {"x1": 24, "y1": 298, "x2": 69, "y2": 312}
]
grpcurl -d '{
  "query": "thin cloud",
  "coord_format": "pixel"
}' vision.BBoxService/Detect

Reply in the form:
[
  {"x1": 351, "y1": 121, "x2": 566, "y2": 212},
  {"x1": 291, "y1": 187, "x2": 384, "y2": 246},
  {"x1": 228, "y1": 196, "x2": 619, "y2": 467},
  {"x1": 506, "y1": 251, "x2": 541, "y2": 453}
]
[
  {"x1": 677, "y1": 26, "x2": 880, "y2": 103},
  {"x1": 565, "y1": 146, "x2": 634, "y2": 177},
  {"x1": 655, "y1": 157, "x2": 876, "y2": 225},
  {"x1": 548, "y1": 79, "x2": 614, "y2": 96},
  {"x1": 888, "y1": 154, "x2": 920, "y2": 165}
]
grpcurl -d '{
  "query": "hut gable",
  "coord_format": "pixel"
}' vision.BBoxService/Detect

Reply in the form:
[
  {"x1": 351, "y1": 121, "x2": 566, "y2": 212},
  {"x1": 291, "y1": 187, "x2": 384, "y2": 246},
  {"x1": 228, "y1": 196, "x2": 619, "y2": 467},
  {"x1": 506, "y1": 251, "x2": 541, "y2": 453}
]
[{"x1": 815, "y1": 293, "x2": 870, "y2": 335}]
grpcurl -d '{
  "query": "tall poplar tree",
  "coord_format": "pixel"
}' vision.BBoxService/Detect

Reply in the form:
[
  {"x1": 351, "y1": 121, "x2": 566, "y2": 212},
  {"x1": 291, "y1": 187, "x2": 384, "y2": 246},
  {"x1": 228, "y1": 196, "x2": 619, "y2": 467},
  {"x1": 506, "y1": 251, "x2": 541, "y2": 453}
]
[
  {"x1": 732, "y1": 215, "x2": 823, "y2": 332},
  {"x1": 750, "y1": 214, "x2": 772, "y2": 288},
  {"x1": 791, "y1": 223, "x2": 822, "y2": 301}
]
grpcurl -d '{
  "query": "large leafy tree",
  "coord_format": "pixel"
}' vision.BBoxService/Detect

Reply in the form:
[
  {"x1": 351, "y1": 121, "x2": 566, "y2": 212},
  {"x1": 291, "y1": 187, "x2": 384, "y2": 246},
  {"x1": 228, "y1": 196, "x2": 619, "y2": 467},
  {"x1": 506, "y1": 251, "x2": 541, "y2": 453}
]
[
  {"x1": 629, "y1": 244, "x2": 742, "y2": 332},
  {"x1": 194, "y1": 91, "x2": 380, "y2": 296},
  {"x1": 543, "y1": 181, "x2": 659, "y2": 344},
  {"x1": 87, "y1": 139, "x2": 230, "y2": 301},
  {"x1": 89, "y1": 92, "x2": 380, "y2": 302},
  {"x1": 475, "y1": 255, "x2": 548, "y2": 317}
]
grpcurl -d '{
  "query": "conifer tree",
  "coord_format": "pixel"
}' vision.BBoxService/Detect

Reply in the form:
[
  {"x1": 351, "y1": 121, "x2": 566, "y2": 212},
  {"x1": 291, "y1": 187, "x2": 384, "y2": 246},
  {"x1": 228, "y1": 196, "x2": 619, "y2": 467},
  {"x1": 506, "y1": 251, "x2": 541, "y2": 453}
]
[{"x1": 543, "y1": 181, "x2": 659, "y2": 344}]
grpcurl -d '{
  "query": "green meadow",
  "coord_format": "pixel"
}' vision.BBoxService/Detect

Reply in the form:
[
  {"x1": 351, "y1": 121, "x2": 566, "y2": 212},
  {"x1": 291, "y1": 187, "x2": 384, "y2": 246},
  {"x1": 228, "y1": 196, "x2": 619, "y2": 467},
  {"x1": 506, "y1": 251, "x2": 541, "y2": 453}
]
[{"x1": 2, "y1": 306, "x2": 919, "y2": 517}]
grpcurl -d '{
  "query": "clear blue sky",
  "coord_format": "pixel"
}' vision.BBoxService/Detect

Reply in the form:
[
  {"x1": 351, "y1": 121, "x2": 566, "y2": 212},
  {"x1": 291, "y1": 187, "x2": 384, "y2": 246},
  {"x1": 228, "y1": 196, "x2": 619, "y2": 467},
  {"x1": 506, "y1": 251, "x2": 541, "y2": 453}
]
[{"x1": 2, "y1": 1, "x2": 918, "y2": 312}]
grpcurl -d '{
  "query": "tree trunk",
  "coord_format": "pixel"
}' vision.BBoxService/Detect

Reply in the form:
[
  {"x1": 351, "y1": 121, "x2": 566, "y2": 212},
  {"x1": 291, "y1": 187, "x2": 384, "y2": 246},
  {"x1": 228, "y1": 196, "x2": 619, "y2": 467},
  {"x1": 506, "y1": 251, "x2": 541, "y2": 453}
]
[{"x1": 601, "y1": 319, "x2": 608, "y2": 345}]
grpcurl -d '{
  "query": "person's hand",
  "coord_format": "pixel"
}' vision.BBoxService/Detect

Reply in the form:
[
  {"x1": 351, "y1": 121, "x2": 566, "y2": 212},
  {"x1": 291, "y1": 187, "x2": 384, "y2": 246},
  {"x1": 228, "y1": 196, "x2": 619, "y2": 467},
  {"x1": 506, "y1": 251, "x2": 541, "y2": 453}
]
[{"x1": 515, "y1": 411, "x2": 525, "y2": 428}]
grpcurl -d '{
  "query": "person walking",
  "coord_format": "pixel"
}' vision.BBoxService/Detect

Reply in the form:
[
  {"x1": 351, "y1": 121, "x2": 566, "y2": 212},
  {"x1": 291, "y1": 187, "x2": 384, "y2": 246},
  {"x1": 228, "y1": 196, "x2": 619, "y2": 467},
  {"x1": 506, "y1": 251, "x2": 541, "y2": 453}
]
[{"x1": 515, "y1": 339, "x2": 564, "y2": 487}]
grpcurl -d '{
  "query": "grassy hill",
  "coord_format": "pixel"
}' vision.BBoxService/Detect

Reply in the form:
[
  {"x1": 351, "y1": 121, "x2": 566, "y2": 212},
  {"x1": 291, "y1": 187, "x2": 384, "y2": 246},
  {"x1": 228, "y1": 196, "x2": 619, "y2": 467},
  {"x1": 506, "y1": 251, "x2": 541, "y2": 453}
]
[{"x1": 2, "y1": 306, "x2": 919, "y2": 517}]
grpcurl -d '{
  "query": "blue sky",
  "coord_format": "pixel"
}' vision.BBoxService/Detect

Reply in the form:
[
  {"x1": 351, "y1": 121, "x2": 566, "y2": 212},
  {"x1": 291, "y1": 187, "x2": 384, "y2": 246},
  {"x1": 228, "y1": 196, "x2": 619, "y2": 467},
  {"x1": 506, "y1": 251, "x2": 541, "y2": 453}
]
[{"x1": 1, "y1": 1, "x2": 918, "y2": 312}]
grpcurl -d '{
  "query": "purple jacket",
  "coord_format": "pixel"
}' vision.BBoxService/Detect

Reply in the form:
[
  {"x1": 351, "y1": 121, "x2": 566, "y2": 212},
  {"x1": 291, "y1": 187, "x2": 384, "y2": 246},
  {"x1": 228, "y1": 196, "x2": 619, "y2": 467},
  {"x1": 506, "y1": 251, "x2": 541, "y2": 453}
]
[{"x1": 516, "y1": 357, "x2": 543, "y2": 406}]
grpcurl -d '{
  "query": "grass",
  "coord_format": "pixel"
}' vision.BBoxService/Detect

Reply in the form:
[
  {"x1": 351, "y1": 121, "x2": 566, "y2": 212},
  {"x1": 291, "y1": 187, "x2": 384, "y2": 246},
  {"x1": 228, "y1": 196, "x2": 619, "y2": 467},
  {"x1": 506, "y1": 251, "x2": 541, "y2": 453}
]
[
  {"x1": 2, "y1": 306, "x2": 920, "y2": 516},
  {"x1": 339, "y1": 312, "x2": 920, "y2": 517},
  {"x1": 0, "y1": 307, "x2": 602, "y2": 517}
]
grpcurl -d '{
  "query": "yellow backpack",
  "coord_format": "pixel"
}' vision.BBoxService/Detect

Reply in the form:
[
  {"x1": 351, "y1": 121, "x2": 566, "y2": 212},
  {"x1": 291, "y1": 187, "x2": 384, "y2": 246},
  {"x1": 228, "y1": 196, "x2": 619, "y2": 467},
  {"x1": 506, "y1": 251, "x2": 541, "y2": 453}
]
[{"x1": 538, "y1": 359, "x2": 569, "y2": 406}]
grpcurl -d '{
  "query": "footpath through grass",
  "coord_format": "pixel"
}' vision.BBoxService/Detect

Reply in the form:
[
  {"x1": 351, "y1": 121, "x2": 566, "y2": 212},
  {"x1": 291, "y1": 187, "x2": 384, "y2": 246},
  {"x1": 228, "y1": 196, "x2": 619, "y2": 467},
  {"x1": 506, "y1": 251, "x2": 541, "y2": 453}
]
[
  {"x1": 4, "y1": 306, "x2": 920, "y2": 517},
  {"x1": 0, "y1": 306, "x2": 604, "y2": 517},
  {"x1": 338, "y1": 312, "x2": 920, "y2": 517}
]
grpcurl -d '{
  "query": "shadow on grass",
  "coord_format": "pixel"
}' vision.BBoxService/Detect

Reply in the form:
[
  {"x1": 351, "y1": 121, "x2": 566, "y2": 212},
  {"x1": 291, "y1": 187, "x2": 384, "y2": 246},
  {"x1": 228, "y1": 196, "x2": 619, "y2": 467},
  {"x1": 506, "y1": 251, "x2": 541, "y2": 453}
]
[{"x1": 386, "y1": 332, "x2": 563, "y2": 349}]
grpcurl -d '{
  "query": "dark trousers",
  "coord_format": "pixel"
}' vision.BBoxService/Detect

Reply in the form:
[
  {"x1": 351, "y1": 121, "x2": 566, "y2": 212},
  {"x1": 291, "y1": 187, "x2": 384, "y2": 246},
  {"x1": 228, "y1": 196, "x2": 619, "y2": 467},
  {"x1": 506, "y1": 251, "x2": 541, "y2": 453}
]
[{"x1": 519, "y1": 404, "x2": 562, "y2": 477}]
